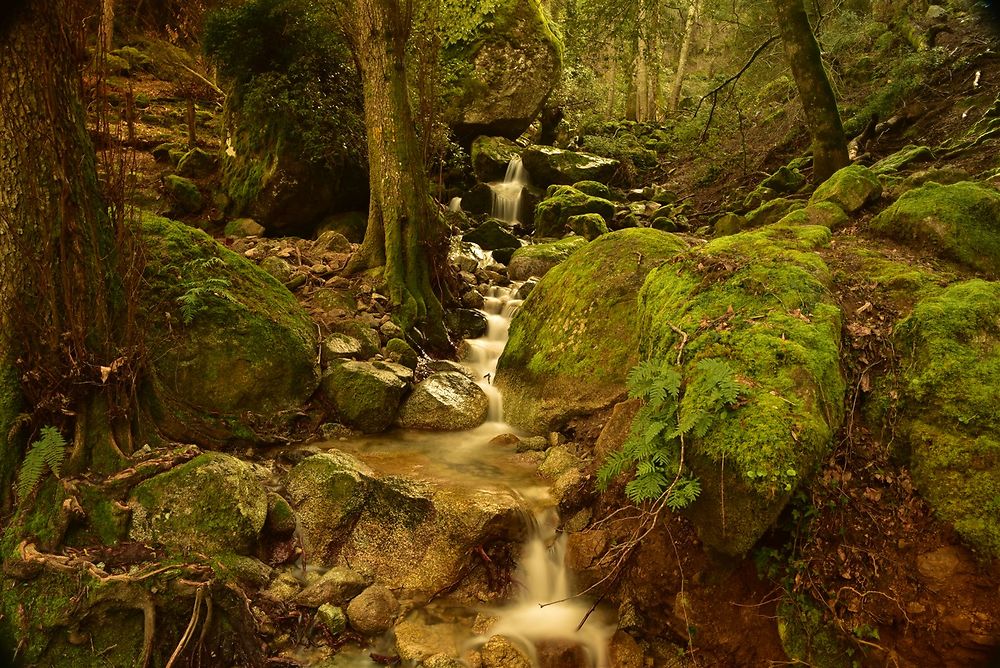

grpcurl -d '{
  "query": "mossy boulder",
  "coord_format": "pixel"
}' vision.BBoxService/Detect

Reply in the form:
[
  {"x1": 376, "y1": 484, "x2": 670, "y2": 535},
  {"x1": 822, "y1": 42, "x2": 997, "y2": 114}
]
[
  {"x1": 869, "y1": 181, "x2": 1000, "y2": 275},
  {"x1": 638, "y1": 223, "x2": 845, "y2": 555},
  {"x1": 497, "y1": 229, "x2": 688, "y2": 432},
  {"x1": 163, "y1": 174, "x2": 203, "y2": 213},
  {"x1": 139, "y1": 214, "x2": 319, "y2": 445},
  {"x1": 285, "y1": 451, "x2": 526, "y2": 600},
  {"x1": 809, "y1": 165, "x2": 882, "y2": 213},
  {"x1": 568, "y1": 213, "x2": 610, "y2": 240},
  {"x1": 320, "y1": 360, "x2": 407, "y2": 433},
  {"x1": 744, "y1": 197, "x2": 805, "y2": 230},
  {"x1": 397, "y1": 372, "x2": 489, "y2": 431},
  {"x1": 443, "y1": 0, "x2": 562, "y2": 141},
  {"x1": 889, "y1": 280, "x2": 1000, "y2": 557},
  {"x1": 521, "y1": 146, "x2": 619, "y2": 187},
  {"x1": 176, "y1": 147, "x2": 219, "y2": 178},
  {"x1": 777, "y1": 202, "x2": 850, "y2": 230},
  {"x1": 471, "y1": 136, "x2": 522, "y2": 182},
  {"x1": 871, "y1": 144, "x2": 934, "y2": 174},
  {"x1": 128, "y1": 452, "x2": 268, "y2": 555},
  {"x1": 534, "y1": 185, "x2": 615, "y2": 238},
  {"x1": 507, "y1": 236, "x2": 588, "y2": 281}
]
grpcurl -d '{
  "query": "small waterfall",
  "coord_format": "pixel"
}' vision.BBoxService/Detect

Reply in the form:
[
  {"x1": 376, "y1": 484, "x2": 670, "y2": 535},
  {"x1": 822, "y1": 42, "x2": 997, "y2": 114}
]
[
  {"x1": 490, "y1": 156, "x2": 529, "y2": 224},
  {"x1": 476, "y1": 508, "x2": 614, "y2": 666},
  {"x1": 463, "y1": 284, "x2": 521, "y2": 423}
]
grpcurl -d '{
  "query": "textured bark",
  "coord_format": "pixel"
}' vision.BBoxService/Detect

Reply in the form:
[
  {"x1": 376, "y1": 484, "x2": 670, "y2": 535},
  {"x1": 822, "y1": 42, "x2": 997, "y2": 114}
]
[
  {"x1": 342, "y1": 0, "x2": 447, "y2": 346},
  {"x1": 668, "y1": 0, "x2": 701, "y2": 113},
  {"x1": 773, "y1": 0, "x2": 849, "y2": 181},
  {"x1": 0, "y1": 0, "x2": 128, "y2": 473}
]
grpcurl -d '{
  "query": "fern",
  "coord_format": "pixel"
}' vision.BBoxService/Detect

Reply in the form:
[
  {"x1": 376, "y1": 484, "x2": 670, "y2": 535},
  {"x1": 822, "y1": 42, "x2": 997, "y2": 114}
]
[
  {"x1": 16, "y1": 426, "x2": 67, "y2": 503},
  {"x1": 598, "y1": 357, "x2": 740, "y2": 509}
]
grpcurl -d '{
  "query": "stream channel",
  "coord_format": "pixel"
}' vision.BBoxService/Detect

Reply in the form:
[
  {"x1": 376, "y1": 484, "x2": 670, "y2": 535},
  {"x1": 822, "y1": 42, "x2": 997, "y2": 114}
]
[{"x1": 299, "y1": 161, "x2": 614, "y2": 666}]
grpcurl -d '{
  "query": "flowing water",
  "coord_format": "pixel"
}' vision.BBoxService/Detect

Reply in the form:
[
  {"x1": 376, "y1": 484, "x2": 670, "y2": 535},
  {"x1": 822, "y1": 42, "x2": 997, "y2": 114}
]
[{"x1": 303, "y1": 158, "x2": 612, "y2": 665}]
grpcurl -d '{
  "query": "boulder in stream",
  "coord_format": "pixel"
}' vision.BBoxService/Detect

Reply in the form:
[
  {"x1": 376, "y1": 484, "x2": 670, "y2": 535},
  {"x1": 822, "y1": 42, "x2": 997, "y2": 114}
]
[{"x1": 398, "y1": 372, "x2": 489, "y2": 431}]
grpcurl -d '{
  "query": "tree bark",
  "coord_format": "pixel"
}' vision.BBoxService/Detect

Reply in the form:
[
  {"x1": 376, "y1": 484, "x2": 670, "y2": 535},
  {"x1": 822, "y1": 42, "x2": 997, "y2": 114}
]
[
  {"x1": 772, "y1": 0, "x2": 849, "y2": 181},
  {"x1": 0, "y1": 0, "x2": 129, "y2": 476},
  {"x1": 668, "y1": 0, "x2": 701, "y2": 113},
  {"x1": 342, "y1": 0, "x2": 448, "y2": 347}
]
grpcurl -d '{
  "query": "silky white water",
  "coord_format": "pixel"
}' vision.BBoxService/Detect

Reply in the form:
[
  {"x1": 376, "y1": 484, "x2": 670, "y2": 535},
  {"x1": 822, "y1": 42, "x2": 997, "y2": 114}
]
[{"x1": 490, "y1": 155, "x2": 529, "y2": 224}]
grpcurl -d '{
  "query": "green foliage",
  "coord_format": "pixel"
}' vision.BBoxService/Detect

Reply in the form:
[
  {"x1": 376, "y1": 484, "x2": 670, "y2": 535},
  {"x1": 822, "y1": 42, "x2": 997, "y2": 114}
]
[
  {"x1": 177, "y1": 259, "x2": 235, "y2": 325},
  {"x1": 598, "y1": 358, "x2": 739, "y2": 506},
  {"x1": 16, "y1": 427, "x2": 66, "y2": 504}
]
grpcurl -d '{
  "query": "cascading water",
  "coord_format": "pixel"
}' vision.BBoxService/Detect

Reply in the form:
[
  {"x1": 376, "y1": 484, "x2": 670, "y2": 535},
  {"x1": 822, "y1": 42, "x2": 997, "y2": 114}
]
[{"x1": 490, "y1": 156, "x2": 529, "y2": 224}]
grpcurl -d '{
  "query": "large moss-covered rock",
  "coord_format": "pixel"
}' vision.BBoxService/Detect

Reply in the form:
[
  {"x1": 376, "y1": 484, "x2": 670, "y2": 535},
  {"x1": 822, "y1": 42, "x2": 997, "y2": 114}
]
[
  {"x1": 869, "y1": 181, "x2": 1000, "y2": 275},
  {"x1": 638, "y1": 223, "x2": 845, "y2": 555},
  {"x1": 809, "y1": 165, "x2": 882, "y2": 213},
  {"x1": 534, "y1": 185, "x2": 615, "y2": 238},
  {"x1": 471, "y1": 136, "x2": 522, "y2": 182},
  {"x1": 286, "y1": 451, "x2": 526, "y2": 600},
  {"x1": 398, "y1": 372, "x2": 489, "y2": 431},
  {"x1": 889, "y1": 281, "x2": 1000, "y2": 557},
  {"x1": 140, "y1": 214, "x2": 319, "y2": 444},
  {"x1": 497, "y1": 229, "x2": 688, "y2": 432},
  {"x1": 443, "y1": 0, "x2": 562, "y2": 141},
  {"x1": 128, "y1": 452, "x2": 268, "y2": 555},
  {"x1": 320, "y1": 360, "x2": 407, "y2": 433},
  {"x1": 507, "y1": 236, "x2": 588, "y2": 281},
  {"x1": 521, "y1": 146, "x2": 619, "y2": 187}
]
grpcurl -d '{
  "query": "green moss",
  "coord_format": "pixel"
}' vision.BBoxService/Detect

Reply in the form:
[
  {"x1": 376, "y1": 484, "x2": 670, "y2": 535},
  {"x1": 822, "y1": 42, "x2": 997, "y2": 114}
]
[
  {"x1": 140, "y1": 212, "x2": 318, "y2": 419},
  {"x1": 638, "y1": 223, "x2": 845, "y2": 554},
  {"x1": 534, "y1": 185, "x2": 615, "y2": 237},
  {"x1": 891, "y1": 280, "x2": 1000, "y2": 556},
  {"x1": 497, "y1": 229, "x2": 688, "y2": 432},
  {"x1": 870, "y1": 181, "x2": 1000, "y2": 275},
  {"x1": 809, "y1": 165, "x2": 882, "y2": 214},
  {"x1": 129, "y1": 452, "x2": 268, "y2": 555}
]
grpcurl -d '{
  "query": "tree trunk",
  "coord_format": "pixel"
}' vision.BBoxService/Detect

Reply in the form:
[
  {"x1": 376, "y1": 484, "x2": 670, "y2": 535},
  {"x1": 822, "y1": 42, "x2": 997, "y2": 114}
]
[
  {"x1": 668, "y1": 0, "x2": 701, "y2": 113},
  {"x1": 342, "y1": 0, "x2": 448, "y2": 347},
  {"x1": 772, "y1": 0, "x2": 849, "y2": 181},
  {"x1": 0, "y1": 0, "x2": 129, "y2": 478}
]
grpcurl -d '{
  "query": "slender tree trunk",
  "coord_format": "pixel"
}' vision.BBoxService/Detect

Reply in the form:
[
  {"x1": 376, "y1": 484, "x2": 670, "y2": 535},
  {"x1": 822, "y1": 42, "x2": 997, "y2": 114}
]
[
  {"x1": 0, "y1": 0, "x2": 129, "y2": 477},
  {"x1": 343, "y1": 0, "x2": 448, "y2": 346},
  {"x1": 669, "y1": 0, "x2": 701, "y2": 113},
  {"x1": 772, "y1": 0, "x2": 849, "y2": 181}
]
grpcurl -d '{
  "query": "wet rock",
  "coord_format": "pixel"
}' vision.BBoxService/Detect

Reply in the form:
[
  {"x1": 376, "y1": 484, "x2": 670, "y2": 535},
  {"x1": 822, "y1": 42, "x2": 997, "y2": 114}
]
[
  {"x1": 445, "y1": 309, "x2": 489, "y2": 340},
  {"x1": 394, "y1": 617, "x2": 460, "y2": 663},
  {"x1": 317, "y1": 604, "x2": 347, "y2": 635},
  {"x1": 471, "y1": 136, "x2": 522, "y2": 183},
  {"x1": 809, "y1": 164, "x2": 882, "y2": 213},
  {"x1": 481, "y1": 636, "x2": 531, "y2": 668},
  {"x1": 497, "y1": 229, "x2": 686, "y2": 432},
  {"x1": 346, "y1": 585, "x2": 400, "y2": 635},
  {"x1": 224, "y1": 217, "x2": 265, "y2": 238},
  {"x1": 464, "y1": 219, "x2": 520, "y2": 250},
  {"x1": 383, "y1": 338, "x2": 418, "y2": 369},
  {"x1": 128, "y1": 452, "x2": 268, "y2": 555},
  {"x1": 320, "y1": 333, "x2": 366, "y2": 365},
  {"x1": 398, "y1": 372, "x2": 489, "y2": 431},
  {"x1": 507, "y1": 237, "x2": 588, "y2": 281},
  {"x1": 320, "y1": 360, "x2": 407, "y2": 433},
  {"x1": 521, "y1": 146, "x2": 619, "y2": 187},
  {"x1": 296, "y1": 567, "x2": 368, "y2": 607}
]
